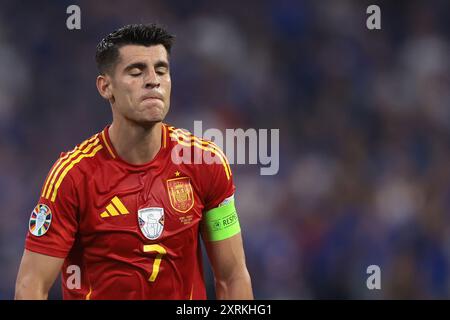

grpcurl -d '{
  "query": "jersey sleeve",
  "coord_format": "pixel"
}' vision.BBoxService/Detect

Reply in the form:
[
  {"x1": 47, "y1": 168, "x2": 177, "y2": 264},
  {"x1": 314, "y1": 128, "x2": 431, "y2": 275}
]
[
  {"x1": 201, "y1": 146, "x2": 235, "y2": 211},
  {"x1": 25, "y1": 158, "x2": 79, "y2": 258},
  {"x1": 199, "y1": 145, "x2": 242, "y2": 242}
]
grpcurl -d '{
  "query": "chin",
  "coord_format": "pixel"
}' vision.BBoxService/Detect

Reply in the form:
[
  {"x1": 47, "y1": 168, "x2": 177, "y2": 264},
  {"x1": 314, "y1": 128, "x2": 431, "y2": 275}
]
[
  {"x1": 131, "y1": 103, "x2": 169, "y2": 126},
  {"x1": 135, "y1": 118, "x2": 162, "y2": 127},
  {"x1": 133, "y1": 114, "x2": 165, "y2": 128}
]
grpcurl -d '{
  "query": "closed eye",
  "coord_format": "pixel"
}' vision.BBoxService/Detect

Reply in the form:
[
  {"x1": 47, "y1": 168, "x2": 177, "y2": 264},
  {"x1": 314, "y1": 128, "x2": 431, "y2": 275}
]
[
  {"x1": 155, "y1": 68, "x2": 167, "y2": 76},
  {"x1": 127, "y1": 66, "x2": 144, "y2": 77}
]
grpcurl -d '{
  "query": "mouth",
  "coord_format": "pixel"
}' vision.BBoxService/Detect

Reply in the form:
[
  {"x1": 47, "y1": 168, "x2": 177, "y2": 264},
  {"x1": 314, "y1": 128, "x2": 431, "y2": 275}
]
[{"x1": 142, "y1": 95, "x2": 163, "y2": 102}]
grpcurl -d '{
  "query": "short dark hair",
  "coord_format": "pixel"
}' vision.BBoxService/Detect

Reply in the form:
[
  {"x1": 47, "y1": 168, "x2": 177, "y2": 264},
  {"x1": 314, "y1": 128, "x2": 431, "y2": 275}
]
[{"x1": 95, "y1": 23, "x2": 175, "y2": 75}]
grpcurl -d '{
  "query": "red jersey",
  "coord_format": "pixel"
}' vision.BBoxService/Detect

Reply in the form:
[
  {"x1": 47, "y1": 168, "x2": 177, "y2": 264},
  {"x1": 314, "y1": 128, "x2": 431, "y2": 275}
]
[{"x1": 25, "y1": 123, "x2": 235, "y2": 300}]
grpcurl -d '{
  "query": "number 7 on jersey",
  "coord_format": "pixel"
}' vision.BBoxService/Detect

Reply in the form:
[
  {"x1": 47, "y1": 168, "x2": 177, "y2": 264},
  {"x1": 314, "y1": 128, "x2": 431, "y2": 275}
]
[{"x1": 143, "y1": 244, "x2": 167, "y2": 282}]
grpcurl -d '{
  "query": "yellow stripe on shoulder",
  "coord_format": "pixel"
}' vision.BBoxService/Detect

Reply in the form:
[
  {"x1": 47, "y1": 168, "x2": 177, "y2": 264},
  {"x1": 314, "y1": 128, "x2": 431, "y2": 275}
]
[
  {"x1": 169, "y1": 131, "x2": 231, "y2": 180},
  {"x1": 168, "y1": 128, "x2": 232, "y2": 176},
  {"x1": 41, "y1": 134, "x2": 98, "y2": 198},
  {"x1": 45, "y1": 137, "x2": 100, "y2": 200},
  {"x1": 50, "y1": 143, "x2": 103, "y2": 202},
  {"x1": 168, "y1": 127, "x2": 231, "y2": 164}
]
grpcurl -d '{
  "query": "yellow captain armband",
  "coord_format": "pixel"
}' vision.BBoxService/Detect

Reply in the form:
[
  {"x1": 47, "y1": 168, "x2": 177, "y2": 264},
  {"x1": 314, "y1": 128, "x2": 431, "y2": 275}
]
[{"x1": 203, "y1": 197, "x2": 241, "y2": 241}]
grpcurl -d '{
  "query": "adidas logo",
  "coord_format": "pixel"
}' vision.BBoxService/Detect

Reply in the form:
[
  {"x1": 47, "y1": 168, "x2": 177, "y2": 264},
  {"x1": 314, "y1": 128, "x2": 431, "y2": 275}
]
[{"x1": 100, "y1": 196, "x2": 130, "y2": 218}]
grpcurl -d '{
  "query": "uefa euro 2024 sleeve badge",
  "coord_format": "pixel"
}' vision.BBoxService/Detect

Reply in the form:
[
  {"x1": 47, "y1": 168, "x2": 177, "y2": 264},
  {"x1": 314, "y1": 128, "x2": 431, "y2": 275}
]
[
  {"x1": 29, "y1": 204, "x2": 52, "y2": 237},
  {"x1": 138, "y1": 207, "x2": 164, "y2": 240}
]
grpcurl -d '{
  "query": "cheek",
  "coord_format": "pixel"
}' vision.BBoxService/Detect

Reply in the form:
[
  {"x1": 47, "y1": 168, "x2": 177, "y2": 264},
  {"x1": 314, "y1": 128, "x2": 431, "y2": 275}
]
[
  {"x1": 163, "y1": 79, "x2": 172, "y2": 99},
  {"x1": 116, "y1": 82, "x2": 138, "y2": 103}
]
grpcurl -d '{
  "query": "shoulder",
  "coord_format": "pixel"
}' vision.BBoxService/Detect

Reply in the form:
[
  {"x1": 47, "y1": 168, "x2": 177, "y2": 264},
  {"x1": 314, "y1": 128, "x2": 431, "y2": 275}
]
[
  {"x1": 165, "y1": 124, "x2": 232, "y2": 181},
  {"x1": 40, "y1": 132, "x2": 105, "y2": 202}
]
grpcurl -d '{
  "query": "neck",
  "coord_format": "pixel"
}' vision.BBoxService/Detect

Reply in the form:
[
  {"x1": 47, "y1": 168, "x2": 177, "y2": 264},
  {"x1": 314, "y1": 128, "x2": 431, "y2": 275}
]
[{"x1": 108, "y1": 120, "x2": 162, "y2": 165}]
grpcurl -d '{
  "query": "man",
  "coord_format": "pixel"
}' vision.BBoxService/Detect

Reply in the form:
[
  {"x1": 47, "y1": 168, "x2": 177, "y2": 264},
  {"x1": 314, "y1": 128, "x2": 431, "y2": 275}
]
[{"x1": 15, "y1": 24, "x2": 253, "y2": 300}]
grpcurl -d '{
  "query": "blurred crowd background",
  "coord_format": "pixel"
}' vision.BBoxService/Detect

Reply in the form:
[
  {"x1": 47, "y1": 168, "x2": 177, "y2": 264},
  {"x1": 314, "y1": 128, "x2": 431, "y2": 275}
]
[{"x1": 1, "y1": 0, "x2": 450, "y2": 299}]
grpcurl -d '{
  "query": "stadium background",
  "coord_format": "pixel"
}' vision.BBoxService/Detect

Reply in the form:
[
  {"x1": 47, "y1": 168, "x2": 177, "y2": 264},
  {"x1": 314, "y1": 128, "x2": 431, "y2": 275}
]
[{"x1": 1, "y1": 0, "x2": 450, "y2": 299}]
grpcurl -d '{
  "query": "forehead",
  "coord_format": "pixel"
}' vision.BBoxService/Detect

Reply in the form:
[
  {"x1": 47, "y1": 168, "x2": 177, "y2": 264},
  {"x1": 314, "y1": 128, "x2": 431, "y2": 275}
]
[{"x1": 117, "y1": 44, "x2": 168, "y2": 66}]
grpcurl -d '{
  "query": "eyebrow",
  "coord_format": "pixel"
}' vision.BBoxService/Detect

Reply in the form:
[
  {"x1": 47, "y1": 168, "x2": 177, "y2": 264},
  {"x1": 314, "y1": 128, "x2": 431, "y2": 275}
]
[
  {"x1": 123, "y1": 60, "x2": 169, "y2": 73},
  {"x1": 123, "y1": 62, "x2": 147, "y2": 73},
  {"x1": 154, "y1": 60, "x2": 169, "y2": 69}
]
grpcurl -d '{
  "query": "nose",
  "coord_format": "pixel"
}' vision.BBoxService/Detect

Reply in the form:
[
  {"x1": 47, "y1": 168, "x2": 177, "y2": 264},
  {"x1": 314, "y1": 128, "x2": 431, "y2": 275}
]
[{"x1": 144, "y1": 70, "x2": 160, "y2": 89}]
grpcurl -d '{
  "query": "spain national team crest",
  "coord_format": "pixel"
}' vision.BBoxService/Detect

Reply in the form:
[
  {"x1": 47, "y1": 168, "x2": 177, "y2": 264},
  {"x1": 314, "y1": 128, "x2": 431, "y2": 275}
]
[
  {"x1": 166, "y1": 177, "x2": 194, "y2": 213},
  {"x1": 138, "y1": 207, "x2": 164, "y2": 240},
  {"x1": 29, "y1": 204, "x2": 52, "y2": 237}
]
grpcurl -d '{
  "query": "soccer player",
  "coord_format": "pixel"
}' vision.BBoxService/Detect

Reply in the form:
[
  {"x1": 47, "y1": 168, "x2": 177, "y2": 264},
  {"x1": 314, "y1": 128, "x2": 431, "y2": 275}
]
[{"x1": 15, "y1": 24, "x2": 253, "y2": 300}]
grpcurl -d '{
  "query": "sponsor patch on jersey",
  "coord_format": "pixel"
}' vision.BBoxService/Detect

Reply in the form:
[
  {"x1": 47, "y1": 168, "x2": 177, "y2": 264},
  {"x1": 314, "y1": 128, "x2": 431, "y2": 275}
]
[
  {"x1": 138, "y1": 207, "x2": 164, "y2": 240},
  {"x1": 166, "y1": 177, "x2": 194, "y2": 213},
  {"x1": 29, "y1": 204, "x2": 52, "y2": 237}
]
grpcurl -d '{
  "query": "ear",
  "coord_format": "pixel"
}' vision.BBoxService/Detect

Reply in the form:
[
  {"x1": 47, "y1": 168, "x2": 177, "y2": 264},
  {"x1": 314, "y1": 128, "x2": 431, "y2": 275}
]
[{"x1": 96, "y1": 74, "x2": 114, "y2": 102}]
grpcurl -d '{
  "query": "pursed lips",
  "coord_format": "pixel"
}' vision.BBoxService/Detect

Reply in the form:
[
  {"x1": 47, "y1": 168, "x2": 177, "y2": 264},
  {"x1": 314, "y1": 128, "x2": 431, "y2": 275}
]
[{"x1": 142, "y1": 94, "x2": 163, "y2": 101}]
